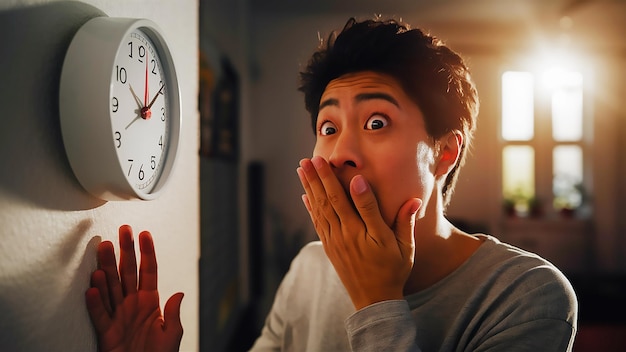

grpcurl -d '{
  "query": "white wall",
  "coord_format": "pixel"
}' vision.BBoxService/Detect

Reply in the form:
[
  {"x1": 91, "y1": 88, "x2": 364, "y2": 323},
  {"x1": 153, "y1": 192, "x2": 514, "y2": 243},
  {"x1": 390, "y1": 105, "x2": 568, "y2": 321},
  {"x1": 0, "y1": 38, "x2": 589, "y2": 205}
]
[{"x1": 0, "y1": 1, "x2": 199, "y2": 351}]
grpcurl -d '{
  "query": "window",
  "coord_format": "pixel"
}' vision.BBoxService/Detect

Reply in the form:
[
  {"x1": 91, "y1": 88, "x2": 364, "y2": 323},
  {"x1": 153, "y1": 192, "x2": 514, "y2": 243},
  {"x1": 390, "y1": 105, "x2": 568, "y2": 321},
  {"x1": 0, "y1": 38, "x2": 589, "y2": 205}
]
[{"x1": 501, "y1": 68, "x2": 587, "y2": 218}]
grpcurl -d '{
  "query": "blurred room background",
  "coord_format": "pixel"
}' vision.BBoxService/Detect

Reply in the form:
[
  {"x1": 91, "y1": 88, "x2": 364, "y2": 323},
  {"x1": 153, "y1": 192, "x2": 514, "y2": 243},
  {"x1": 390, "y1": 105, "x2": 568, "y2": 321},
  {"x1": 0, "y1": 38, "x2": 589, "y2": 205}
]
[{"x1": 199, "y1": 0, "x2": 626, "y2": 351}]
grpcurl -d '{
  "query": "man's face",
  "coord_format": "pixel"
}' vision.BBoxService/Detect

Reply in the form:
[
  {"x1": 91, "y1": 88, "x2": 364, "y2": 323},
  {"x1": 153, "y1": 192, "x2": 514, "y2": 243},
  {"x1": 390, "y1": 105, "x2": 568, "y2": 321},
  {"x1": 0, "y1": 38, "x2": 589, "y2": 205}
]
[{"x1": 313, "y1": 71, "x2": 437, "y2": 226}]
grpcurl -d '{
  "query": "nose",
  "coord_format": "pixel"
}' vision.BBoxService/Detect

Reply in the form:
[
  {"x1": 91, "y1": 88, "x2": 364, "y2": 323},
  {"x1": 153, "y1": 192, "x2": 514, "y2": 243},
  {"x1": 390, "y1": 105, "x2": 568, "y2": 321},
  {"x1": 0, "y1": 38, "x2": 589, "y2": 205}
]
[{"x1": 328, "y1": 131, "x2": 361, "y2": 170}]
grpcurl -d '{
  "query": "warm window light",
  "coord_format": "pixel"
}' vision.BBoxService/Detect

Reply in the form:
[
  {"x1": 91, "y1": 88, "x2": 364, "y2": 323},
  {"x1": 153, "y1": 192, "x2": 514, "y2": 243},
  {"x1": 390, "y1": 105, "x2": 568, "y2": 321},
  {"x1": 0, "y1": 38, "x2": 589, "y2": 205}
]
[
  {"x1": 502, "y1": 145, "x2": 535, "y2": 213},
  {"x1": 542, "y1": 68, "x2": 584, "y2": 141},
  {"x1": 502, "y1": 71, "x2": 534, "y2": 141},
  {"x1": 553, "y1": 145, "x2": 583, "y2": 210}
]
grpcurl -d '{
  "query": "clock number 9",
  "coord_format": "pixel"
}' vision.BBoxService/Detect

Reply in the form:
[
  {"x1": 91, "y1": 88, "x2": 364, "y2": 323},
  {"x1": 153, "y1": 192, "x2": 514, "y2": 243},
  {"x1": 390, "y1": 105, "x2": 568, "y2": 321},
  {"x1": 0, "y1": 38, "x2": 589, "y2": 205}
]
[{"x1": 112, "y1": 97, "x2": 119, "y2": 113}]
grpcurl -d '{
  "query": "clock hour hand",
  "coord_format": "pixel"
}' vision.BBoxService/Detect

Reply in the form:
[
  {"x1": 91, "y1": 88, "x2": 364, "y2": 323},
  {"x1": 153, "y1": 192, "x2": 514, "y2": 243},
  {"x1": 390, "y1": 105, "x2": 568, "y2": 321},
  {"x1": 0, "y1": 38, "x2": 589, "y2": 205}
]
[
  {"x1": 125, "y1": 84, "x2": 147, "y2": 130},
  {"x1": 129, "y1": 84, "x2": 143, "y2": 110}
]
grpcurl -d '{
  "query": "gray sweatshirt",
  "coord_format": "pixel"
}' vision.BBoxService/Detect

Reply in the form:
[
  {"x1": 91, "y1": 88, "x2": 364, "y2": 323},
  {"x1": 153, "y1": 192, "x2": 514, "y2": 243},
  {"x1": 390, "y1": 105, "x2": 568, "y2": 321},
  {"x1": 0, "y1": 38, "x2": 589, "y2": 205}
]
[{"x1": 251, "y1": 235, "x2": 578, "y2": 351}]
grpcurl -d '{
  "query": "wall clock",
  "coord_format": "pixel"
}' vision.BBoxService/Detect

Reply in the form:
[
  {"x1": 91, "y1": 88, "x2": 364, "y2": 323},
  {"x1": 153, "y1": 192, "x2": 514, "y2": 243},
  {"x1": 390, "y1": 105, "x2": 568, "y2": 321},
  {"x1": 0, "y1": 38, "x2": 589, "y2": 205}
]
[{"x1": 60, "y1": 17, "x2": 181, "y2": 200}]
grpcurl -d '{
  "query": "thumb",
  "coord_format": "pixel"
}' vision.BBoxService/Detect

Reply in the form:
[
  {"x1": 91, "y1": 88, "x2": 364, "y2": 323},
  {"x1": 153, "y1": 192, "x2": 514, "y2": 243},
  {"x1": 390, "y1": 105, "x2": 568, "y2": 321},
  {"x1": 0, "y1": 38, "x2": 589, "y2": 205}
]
[
  {"x1": 394, "y1": 198, "x2": 422, "y2": 262},
  {"x1": 163, "y1": 292, "x2": 184, "y2": 337}
]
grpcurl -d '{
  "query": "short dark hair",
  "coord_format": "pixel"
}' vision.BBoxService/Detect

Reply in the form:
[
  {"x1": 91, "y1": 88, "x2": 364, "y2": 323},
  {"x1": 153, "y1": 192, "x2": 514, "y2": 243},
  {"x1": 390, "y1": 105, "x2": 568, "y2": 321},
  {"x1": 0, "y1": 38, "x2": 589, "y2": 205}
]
[{"x1": 299, "y1": 17, "x2": 479, "y2": 208}]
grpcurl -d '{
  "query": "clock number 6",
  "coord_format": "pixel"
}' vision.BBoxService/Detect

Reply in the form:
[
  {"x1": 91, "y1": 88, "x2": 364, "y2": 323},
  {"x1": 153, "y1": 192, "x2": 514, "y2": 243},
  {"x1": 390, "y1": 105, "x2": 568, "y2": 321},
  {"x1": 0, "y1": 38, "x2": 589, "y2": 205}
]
[{"x1": 138, "y1": 164, "x2": 145, "y2": 181}]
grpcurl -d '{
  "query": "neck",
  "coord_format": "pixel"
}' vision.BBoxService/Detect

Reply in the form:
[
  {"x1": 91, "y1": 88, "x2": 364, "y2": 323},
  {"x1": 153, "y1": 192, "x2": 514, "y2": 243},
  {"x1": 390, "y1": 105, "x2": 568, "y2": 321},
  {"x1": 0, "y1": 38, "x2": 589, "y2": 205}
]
[{"x1": 403, "y1": 191, "x2": 483, "y2": 295}]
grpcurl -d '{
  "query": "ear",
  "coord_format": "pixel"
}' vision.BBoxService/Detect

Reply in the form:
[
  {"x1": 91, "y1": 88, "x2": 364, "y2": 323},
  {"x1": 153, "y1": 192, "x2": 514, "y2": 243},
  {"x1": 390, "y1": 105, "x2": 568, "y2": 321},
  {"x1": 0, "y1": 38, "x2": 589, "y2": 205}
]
[{"x1": 435, "y1": 131, "x2": 463, "y2": 177}]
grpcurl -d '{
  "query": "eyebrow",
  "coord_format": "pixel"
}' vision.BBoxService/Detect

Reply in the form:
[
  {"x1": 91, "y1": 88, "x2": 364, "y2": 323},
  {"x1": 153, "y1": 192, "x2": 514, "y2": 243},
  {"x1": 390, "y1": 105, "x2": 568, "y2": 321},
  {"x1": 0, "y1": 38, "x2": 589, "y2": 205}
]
[
  {"x1": 319, "y1": 92, "x2": 400, "y2": 110},
  {"x1": 355, "y1": 92, "x2": 400, "y2": 107}
]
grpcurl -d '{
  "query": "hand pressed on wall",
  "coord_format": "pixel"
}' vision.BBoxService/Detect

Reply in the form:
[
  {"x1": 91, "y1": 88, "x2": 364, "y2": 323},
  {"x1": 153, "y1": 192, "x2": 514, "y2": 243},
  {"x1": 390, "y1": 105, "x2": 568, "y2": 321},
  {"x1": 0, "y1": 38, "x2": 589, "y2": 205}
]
[{"x1": 85, "y1": 225, "x2": 184, "y2": 352}]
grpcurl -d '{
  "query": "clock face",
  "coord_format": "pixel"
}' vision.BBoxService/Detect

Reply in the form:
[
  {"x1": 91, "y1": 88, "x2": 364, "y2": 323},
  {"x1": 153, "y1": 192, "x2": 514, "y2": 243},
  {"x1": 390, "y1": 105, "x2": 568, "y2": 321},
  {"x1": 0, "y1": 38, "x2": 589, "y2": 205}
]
[{"x1": 110, "y1": 28, "x2": 170, "y2": 194}]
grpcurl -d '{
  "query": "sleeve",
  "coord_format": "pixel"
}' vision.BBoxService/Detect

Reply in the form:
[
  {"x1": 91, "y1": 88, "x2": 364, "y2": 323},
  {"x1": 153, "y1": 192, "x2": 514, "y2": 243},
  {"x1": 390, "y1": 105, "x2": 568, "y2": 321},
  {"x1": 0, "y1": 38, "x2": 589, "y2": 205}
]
[
  {"x1": 345, "y1": 300, "x2": 422, "y2": 352},
  {"x1": 248, "y1": 266, "x2": 292, "y2": 352}
]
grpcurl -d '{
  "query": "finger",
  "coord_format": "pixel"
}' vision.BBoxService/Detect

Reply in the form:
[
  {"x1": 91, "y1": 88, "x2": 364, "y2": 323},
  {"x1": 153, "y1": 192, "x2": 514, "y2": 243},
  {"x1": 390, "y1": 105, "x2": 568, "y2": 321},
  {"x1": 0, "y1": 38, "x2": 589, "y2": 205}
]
[
  {"x1": 301, "y1": 193, "x2": 330, "y2": 244},
  {"x1": 298, "y1": 167, "x2": 323, "y2": 221},
  {"x1": 301, "y1": 193, "x2": 312, "y2": 213},
  {"x1": 297, "y1": 164, "x2": 331, "y2": 242},
  {"x1": 85, "y1": 287, "x2": 112, "y2": 336},
  {"x1": 393, "y1": 198, "x2": 422, "y2": 262},
  {"x1": 97, "y1": 240, "x2": 124, "y2": 309},
  {"x1": 308, "y1": 156, "x2": 356, "y2": 219},
  {"x1": 138, "y1": 230, "x2": 158, "y2": 291},
  {"x1": 163, "y1": 292, "x2": 184, "y2": 338},
  {"x1": 301, "y1": 157, "x2": 356, "y2": 243},
  {"x1": 298, "y1": 159, "x2": 323, "y2": 209},
  {"x1": 90, "y1": 270, "x2": 113, "y2": 315},
  {"x1": 296, "y1": 166, "x2": 315, "y2": 210},
  {"x1": 349, "y1": 175, "x2": 389, "y2": 244},
  {"x1": 118, "y1": 225, "x2": 138, "y2": 295}
]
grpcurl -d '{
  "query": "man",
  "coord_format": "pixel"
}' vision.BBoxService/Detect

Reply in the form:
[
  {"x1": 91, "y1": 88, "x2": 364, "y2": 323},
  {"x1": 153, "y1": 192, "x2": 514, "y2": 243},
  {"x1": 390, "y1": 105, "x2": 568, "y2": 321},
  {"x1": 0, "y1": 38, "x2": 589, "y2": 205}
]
[{"x1": 86, "y1": 17, "x2": 578, "y2": 352}]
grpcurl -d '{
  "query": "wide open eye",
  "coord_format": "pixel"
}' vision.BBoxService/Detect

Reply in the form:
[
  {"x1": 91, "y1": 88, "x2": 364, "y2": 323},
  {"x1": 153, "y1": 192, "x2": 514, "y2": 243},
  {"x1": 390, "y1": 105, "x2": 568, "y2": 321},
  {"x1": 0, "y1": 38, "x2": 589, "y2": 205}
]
[
  {"x1": 365, "y1": 114, "x2": 389, "y2": 130},
  {"x1": 319, "y1": 121, "x2": 337, "y2": 136}
]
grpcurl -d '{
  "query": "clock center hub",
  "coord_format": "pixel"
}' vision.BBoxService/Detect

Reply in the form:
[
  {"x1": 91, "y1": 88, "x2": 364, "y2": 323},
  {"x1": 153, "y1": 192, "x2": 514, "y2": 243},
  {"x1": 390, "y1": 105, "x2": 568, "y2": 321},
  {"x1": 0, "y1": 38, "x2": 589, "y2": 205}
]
[{"x1": 140, "y1": 107, "x2": 152, "y2": 120}]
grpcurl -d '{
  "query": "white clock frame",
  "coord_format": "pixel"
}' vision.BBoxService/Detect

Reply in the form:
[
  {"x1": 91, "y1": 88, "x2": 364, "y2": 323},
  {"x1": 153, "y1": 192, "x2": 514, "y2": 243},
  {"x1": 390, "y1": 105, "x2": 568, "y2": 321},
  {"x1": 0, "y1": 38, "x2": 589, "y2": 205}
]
[{"x1": 60, "y1": 17, "x2": 181, "y2": 200}]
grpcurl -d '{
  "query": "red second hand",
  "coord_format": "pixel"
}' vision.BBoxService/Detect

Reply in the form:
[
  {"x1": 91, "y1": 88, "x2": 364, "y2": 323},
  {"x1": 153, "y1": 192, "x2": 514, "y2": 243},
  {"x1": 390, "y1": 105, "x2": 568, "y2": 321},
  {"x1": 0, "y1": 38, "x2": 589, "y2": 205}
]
[
  {"x1": 144, "y1": 51, "x2": 149, "y2": 106},
  {"x1": 141, "y1": 50, "x2": 151, "y2": 119}
]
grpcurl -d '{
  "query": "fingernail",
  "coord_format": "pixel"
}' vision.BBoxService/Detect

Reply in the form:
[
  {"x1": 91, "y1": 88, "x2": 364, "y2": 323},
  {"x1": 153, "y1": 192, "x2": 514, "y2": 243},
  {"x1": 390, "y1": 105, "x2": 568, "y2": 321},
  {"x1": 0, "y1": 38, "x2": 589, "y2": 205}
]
[
  {"x1": 300, "y1": 159, "x2": 314, "y2": 172},
  {"x1": 311, "y1": 156, "x2": 324, "y2": 169},
  {"x1": 410, "y1": 199, "x2": 422, "y2": 214},
  {"x1": 301, "y1": 194, "x2": 311, "y2": 211},
  {"x1": 352, "y1": 175, "x2": 368, "y2": 195}
]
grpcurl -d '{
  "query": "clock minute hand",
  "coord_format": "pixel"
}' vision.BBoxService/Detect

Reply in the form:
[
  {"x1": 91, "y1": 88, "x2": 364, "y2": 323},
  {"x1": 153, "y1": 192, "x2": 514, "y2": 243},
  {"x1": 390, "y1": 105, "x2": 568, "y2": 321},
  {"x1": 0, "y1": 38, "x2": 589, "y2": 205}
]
[{"x1": 140, "y1": 83, "x2": 165, "y2": 120}]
